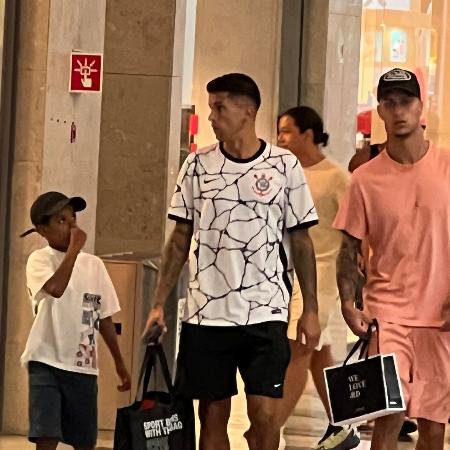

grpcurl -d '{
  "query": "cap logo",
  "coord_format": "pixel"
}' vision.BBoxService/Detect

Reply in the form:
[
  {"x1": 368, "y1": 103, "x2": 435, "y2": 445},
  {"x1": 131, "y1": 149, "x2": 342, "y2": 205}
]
[{"x1": 383, "y1": 69, "x2": 412, "y2": 82}]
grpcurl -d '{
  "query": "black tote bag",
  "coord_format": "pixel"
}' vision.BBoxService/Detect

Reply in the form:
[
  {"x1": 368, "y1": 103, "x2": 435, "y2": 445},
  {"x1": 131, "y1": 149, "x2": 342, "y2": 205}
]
[
  {"x1": 324, "y1": 321, "x2": 405, "y2": 426},
  {"x1": 113, "y1": 344, "x2": 195, "y2": 450}
]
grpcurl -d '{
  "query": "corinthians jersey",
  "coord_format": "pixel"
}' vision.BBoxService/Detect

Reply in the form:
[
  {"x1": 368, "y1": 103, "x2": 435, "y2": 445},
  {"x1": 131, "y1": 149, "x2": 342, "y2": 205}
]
[{"x1": 169, "y1": 141, "x2": 318, "y2": 326}]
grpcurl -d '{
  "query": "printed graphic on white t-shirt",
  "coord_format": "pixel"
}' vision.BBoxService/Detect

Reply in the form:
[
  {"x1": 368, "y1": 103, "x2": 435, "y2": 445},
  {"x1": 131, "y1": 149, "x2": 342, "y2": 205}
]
[
  {"x1": 168, "y1": 141, "x2": 318, "y2": 326},
  {"x1": 74, "y1": 293, "x2": 101, "y2": 369}
]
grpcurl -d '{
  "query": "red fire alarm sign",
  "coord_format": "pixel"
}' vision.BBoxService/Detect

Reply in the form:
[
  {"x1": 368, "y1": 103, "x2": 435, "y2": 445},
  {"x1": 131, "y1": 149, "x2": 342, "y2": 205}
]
[{"x1": 69, "y1": 52, "x2": 103, "y2": 92}]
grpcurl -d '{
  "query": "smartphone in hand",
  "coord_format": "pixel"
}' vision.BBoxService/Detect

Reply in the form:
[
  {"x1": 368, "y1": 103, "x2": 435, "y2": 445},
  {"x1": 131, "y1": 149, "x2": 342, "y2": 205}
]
[{"x1": 143, "y1": 324, "x2": 163, "y2": 346}]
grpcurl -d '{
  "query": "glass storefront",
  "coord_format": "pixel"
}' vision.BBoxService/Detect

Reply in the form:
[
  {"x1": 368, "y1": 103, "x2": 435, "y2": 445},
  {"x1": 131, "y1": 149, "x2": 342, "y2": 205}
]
[{"x1": 358, "y1": 0, "x2": 449, "y2": 148}]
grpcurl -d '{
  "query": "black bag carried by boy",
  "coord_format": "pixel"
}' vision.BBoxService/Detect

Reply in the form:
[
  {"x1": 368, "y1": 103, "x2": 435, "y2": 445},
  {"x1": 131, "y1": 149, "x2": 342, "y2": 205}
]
[
  {"x1": 113, "y1": 343, "x2": 195, "y2": 450},
  {"x1": 324, "y1": 321, "x2": 405, "y2": 426}
]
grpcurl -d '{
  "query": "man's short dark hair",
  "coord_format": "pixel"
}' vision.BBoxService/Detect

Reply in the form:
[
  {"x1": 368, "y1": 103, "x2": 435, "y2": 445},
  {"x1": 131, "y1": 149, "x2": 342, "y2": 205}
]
[{"x1": 206, "y1": 73, "x2": 261, "y2": 110}]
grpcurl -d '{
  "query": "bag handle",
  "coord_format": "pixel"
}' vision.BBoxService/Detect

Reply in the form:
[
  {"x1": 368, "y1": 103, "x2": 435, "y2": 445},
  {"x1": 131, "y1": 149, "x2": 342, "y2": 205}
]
[
  {"x1": 137, "y1": 344, "x2": 174, "y2": 401},
  {"x1": 343, "y1": 319, "x2": 379, "y2": 366},
  {"x1": 136, "y1": 345, "x2": 155, "y2": 401}
]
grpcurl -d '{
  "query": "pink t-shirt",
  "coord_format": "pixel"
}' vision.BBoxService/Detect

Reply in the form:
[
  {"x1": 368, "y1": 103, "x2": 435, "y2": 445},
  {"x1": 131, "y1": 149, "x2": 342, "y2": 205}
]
[{"x1": 334, "y1": 144, "x2": 450, "y2": 327}]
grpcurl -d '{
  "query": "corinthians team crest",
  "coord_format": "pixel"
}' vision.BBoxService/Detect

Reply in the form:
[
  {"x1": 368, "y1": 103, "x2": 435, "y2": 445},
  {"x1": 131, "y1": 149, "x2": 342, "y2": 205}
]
[{"x1": 253, "y1": 173, "x2": 272, "y2": 196}]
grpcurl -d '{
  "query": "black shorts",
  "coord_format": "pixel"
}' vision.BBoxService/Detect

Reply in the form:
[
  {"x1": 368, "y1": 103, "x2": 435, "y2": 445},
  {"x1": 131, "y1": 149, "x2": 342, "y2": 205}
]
[
  {"x1": 28, "y1": 361, "x2": 98, "y2": 447},
  {"x1": 175, "y1": 321, "x2": 290, "y2": 400}
]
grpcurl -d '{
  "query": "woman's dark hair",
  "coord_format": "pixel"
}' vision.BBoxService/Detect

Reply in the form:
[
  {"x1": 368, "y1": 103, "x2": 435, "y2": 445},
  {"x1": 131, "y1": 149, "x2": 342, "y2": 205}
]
[{"x1": 280, "y1": 106, "x2": 329, "y2": 146}]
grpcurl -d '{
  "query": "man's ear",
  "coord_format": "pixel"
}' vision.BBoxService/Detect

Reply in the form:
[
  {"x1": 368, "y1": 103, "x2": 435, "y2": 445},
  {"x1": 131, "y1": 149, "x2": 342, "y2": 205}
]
[
  {"x1": 305, "y1": 128, "x2": 314, "y2": 143},
  {"x1": 246, "y1": 103, "x2": 257, "y2": 121}
]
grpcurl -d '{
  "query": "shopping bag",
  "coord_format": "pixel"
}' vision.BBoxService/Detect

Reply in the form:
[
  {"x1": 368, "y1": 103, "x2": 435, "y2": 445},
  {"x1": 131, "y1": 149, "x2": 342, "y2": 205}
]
[
  {"x1": 113, "y1": 343, "x2": 195, "y2": 450},
  {"x1": 324, "y1": 321, "x2": 405, "y2": 426}
]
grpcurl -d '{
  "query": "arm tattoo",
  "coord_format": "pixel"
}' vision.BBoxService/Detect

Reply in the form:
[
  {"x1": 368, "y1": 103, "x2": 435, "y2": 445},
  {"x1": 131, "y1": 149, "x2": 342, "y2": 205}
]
[
  {"x1": 336, "y1": 232, "x2": 361, "y2": 305},
  {"x1": 154, "y1": 222, "x2": 193, "y2": 306},
  {"x1": 290, "y1": 228, "x2": 318, "y2": 313}
]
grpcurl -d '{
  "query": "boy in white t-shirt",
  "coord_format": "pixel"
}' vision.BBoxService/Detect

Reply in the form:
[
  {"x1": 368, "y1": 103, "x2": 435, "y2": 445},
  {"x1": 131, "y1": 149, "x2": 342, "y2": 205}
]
[{"x1": 20, "y1": 191, "x2": 131, "y2": 450}]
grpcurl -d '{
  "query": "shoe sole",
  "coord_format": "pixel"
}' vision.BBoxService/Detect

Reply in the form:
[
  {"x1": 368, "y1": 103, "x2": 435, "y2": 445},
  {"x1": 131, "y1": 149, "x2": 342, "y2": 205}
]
[{"x1": 317, "y1": 432, "x2": 360, "y2": 450}]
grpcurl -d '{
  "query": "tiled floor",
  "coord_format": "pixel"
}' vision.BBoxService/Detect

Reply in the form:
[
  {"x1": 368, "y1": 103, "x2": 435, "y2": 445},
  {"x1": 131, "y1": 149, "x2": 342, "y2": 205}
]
[
  {"x1": 0, "y1": 430, "x2": 449, "y2": 449},
  {"x1": 285, "y1": 432, "x2": 450, "y2": 450},
  {"x1": 0, "y1": 431, "x2": 114, "y2": 449},
  {"x1": 1, "y1": 374, "x2": 448, "y2": 449}
]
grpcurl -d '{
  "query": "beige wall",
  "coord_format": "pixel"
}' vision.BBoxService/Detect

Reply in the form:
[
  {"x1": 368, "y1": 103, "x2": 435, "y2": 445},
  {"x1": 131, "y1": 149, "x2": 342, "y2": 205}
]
[
  {"x1": 299, "y1": 0, "x2": 330, "y2": 114},
  {"x1": 301, "y1": 0, "x2": 362, "y2": 167},
  {"x1": 323, "y1": 0, "x2": 362, "y2": 166},
  {"x1": 41, "y1": 1, "x2": 106, "y2": 252},
  {"x1": 192, "y1": 0, "x2": 282, "y2": 147},
  {"x1": 95, "y1": 0, "x2": 186, "y2": 256}
]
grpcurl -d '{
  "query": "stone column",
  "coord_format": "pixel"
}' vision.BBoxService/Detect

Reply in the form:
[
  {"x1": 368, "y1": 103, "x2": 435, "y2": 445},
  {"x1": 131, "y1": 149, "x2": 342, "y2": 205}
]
[
  {"x1": 192, "y1": 0, "x2": 283, "y2": 148},
  {"x1": 3, "y1": 0, "x2": 50, "y2": 434},
  {"x1": 301, "y1": 0, "x2": 362, "y2": 168},
  {"x1": 4, "y1": 0, "x2": 182, "y2": 433},
  {"x1": 40, "y1": 1, "x2": 107, "y2": 252},
  {"x1": 4, "y1": 0, "x2": 108, "y2": 433},
  {"x1": 94, "y1": 0, "x2": 187, "y2": 256},
  {"x1": 322, "y1": 1, "x2": 362, "y2": 167}
]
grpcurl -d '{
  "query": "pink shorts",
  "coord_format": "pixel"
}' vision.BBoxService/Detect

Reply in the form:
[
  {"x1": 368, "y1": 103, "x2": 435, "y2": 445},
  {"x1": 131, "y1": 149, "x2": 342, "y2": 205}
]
[{"x1": 370, "y1": 321, "x2": 450, "y2": 424}]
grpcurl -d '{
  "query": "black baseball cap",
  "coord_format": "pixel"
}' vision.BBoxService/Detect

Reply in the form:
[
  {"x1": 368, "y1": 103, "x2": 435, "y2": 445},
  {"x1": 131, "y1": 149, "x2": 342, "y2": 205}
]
[
  {"x1": 20, "y1": 191, "x2": 86, "y2": 237},
  {"x1": 377, "y1": 68, "x2": 421, "y2": 101}
]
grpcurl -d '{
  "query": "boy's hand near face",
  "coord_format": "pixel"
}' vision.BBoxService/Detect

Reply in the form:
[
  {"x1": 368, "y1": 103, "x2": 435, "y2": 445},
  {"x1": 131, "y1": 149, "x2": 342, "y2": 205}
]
[{"x1": 69, "y1": 226, "x2": 87, "y2": 254}]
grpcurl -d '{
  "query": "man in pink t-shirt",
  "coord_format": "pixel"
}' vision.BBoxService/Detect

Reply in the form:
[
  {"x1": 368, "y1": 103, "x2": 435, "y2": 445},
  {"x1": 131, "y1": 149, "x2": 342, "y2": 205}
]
[{"x1": 334, "y1": 68, "x2": 450, "y2": 450}]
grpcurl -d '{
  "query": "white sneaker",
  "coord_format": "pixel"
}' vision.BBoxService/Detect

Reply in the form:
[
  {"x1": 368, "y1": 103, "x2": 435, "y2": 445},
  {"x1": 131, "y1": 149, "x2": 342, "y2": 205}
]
[{"x1": 315, "y1": 425, "x2": 360, "y2": 450}]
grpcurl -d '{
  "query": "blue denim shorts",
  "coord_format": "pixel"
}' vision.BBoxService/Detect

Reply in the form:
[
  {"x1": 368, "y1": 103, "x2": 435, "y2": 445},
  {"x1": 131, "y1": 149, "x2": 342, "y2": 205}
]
[{"x1": 28, "y1": 361, "x2": 98, "y2": 447}]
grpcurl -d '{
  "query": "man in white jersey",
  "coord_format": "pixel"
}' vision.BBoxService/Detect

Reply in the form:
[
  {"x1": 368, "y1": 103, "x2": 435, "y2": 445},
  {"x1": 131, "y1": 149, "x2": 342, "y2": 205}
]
[{"x1": 143, "y1": 73, "x2": 320, "y2": 450}]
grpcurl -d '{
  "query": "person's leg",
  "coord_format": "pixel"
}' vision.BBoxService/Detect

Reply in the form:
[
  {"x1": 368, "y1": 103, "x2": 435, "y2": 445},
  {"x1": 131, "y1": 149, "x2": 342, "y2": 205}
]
[
  {"x1": 35, "y1": 439, "x2": 59, "y2": 450},
  {"x1": 238, "y1": 322, "x2": 291, "y2": 450},
  {"x1": 370, "y1": 412, "x2": 405, "y2": 450},
  {"x1": 246, "y1": 395, "x2": 281, "y2": 450},
  {"x1": 368, "y1": 322, "x2": 413, "y2": 449},
  {"x1": 176, "y1": 324, "x2": 239, "y2": 447},
  {"x1": 59, "y1": 370, "x2": 98, "y2": 450},
  {"x1": 393, "y1": 327, "x2": 449, "y2": 444},
  {"x1": 310, "y1": 344, "x2": 360, "y2": 450},
  {"x1": 415, "y1": 418, "x2": 445, "y2": 450},
  {"x1": 198, "y1": 398, "x2": 232, "y2": 450},
  {"x1": 310, "y1": 345, "x2": 333, "y2": 418},
  {"x1": 409, "y1": 328, "x2": 450, "y2": 450},
  {"x1": 273, "y1": 340, "x2": 312, "y2": 426},
  {"x1": 28, "y1": 362, "x2": 63, "y2": 448}
]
